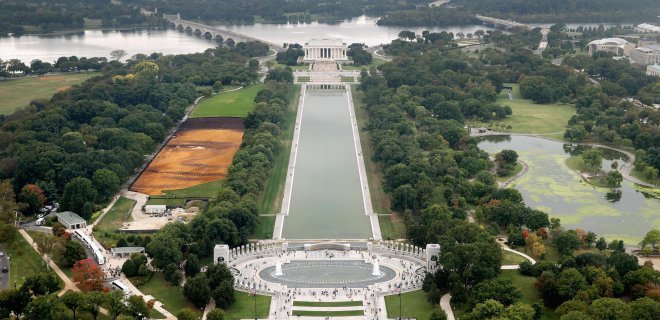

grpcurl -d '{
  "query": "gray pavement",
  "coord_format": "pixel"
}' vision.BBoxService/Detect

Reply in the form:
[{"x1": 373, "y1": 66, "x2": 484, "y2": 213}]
[{"x1": 0, "y1": 246, "x2": 9, "y2": 290}]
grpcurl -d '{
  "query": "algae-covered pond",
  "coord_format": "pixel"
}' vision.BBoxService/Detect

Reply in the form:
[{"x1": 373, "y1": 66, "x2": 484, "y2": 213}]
[{"x1": 478, "y1": 135, "x2": 660, "y2": 244}]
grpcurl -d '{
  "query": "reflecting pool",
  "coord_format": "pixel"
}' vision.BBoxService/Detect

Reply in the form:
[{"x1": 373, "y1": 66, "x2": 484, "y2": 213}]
[{"x1": 259, "y1": 260, "x2": 396, "y2": 288}]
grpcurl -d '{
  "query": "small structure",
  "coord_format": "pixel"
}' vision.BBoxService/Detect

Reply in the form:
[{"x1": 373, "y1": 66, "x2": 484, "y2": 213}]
[
  {"x1": 214, "y1": 244, "x2": 230, "y2": 264},
  {"x1": 56, "y1": 211, "x2": 87, "y2": 229},
  {"x1": 586, "y1": 38, "x2": 635, "y2": 56},
  {"x1": 302, "y1": 39, "x2": 349, "y2": 63},
  {"x1": 145, "y1": 205, "x2": 167, "y2": 214},
  {"x1": 647, "y1": 64, "x2": 660, "y2": 77},
  {"x1": 631, "y1": 44, "x2": 660, "y2": 65},
  {"x1": 426, "y1": 243, "x2": 441, "y2": 272},
  {"x1": 639, "y1": 36, "x2": 657, "y2": 48},
  {"x1": 635, "y1": 23, "x2": 660, "y2": 33},
  {"x1": 110, "y1": 247, "x2": 146, "y2": 258}
]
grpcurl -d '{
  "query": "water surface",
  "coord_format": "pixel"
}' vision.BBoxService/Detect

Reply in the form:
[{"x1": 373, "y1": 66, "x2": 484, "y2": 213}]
[
  {"x1": 282, "y1": 86, "x2": 372, "y2": 239},
  {"x1": 478, "y1": 135, "x2": 660, "y2": 243}
]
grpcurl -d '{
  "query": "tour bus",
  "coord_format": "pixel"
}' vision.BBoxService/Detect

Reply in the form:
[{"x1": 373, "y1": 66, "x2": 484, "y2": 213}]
[
  {"x1": 111, "y1": 280, "x2": 131, "y2": 297},
  {"x1": 35, "y1": 218, "x2": 45, "y2": 226},
  {"x1": 73, "y1": 230, "x2": 106, "y2": 265}
]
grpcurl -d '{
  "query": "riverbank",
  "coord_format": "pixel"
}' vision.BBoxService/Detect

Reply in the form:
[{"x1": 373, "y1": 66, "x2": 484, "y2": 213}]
[{"x1": 7, "y1": 24, "x2": 168, "y2": 37}]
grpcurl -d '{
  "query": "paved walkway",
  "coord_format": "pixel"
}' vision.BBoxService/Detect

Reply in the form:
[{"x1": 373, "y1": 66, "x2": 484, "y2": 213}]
[
  {"x1": 347, "y1": 85, "x2": 382, "y2": 240},
  {"x1": 440, "y1": 293, "x2": 455, "y2": 320}
]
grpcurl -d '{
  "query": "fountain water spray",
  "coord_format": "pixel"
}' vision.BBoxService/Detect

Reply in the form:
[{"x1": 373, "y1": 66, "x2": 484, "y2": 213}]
[
  {"x1": 372, "y1": 261, "x2": 381, "y2": 276},
  {"x1": 274, "y1": 260, "x2": 284, "y2": 276}
]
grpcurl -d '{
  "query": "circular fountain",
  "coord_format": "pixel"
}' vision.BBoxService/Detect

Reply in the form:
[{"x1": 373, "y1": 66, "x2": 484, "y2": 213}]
[{"x1": 274, "y1": 260, "x2": 284, "y2": 277}]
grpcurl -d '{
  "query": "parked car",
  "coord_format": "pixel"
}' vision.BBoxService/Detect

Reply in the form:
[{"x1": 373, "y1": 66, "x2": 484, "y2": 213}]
[{"x1": 2, "y1": 266, "x2": 7, "y2": 273}]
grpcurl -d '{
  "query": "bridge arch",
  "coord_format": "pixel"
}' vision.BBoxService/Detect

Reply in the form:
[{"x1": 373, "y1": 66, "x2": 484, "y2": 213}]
[
  {"x1": 203, "y1": 32, "x2": 213, "y2": 39},
  {"x1": 184, "y1": 26, "x2": 193, "y2": 33},
  {"x1": 176, "y1": 24, "x2": 184, "y2": 32},
  {"x1": 193, "y1": 28, "x2": 202, "y2": 36}
]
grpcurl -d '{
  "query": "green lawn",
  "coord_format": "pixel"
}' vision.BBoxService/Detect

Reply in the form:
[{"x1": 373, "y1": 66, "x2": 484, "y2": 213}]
[
  {"x1": 476, "y1": 83, "x2": 575, "y2": 135},
  {"x1": 293, "y1": 300, "x2": 363, "y2": 307},
  {"x1": 497, "y1": 163, "x2": 523, "y2": 183},
  {"x1": 190, "y1": 84, "x2": 263, "y2": 118},
  {"x1": 341, "y1": 59, "x2": 387, "y2": 71},
  {"x1": 379, "y1": 214, "x2": 406, "y2": 240},
  {"x1": 502, "y1": 249, "x2": 528, "y2": 265},
  {"x1": 224, "y1": 292, "x2": 271, "y2": 320},
  {"x1": 499, "y1": 270, "x2": 559, "y2": 320},
  {"x1": 565, "y1": 155, "x2": 610, "y2": 188},
  {"x1": 297, "y1": 76, "x2": 310, "y2": 82},
  {"x1": 631, "y1": 168, "x2": 660, "y2": 186},
  {"x1": 83, "y1": 18, "x2": 102, "y2": 29},
  {"x1": 0, "y1": 73, "x2": 97, "y2": 115},
  {"x1": 341, "y1": 76, "x2": 356, "y2": 82},
  {"x1": 1, "y1": 235, "x2": 54, "y2": 287},
  {"x1": 292, "y1": 310, "x2": 364, "y2": 316},
  {"x1": 255, "y1": 215, "x2": 276, "y2": 239},
  {"x1": 158, "y1": 179, "x2": 224, "y2": 199},
  {"x1": 137, "y1": 273, "x2": 200, "y2": 317},
  {"x1": 385, "y1": 290, "x2": 440, "y2": 320},
  {"x1": 95, "y1": 197, "x2": 135, "y2": 231},
  {"x1": 93, "y1": 197, "x2": 135, "y2": 248}
]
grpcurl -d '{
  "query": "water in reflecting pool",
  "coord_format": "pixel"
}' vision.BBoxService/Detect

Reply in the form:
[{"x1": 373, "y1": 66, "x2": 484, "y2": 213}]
[{"x1": 477, "y1": 135, "x2": 660, "y2": 243}]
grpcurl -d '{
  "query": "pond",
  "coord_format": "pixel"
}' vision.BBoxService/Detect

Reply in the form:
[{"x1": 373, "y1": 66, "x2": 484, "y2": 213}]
[{"x1": 477, "y1": 135, "x2": 660, "y2": 244}]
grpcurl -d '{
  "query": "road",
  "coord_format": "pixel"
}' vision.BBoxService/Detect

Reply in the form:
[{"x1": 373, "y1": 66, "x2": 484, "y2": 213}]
[{"x1": 0, "y1": 245, "x2": 9, "y2": 290}]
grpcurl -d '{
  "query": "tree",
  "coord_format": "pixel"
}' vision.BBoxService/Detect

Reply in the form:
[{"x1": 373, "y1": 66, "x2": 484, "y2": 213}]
[
  {"x1": 465, "y1": 299, "x2": 505, "y2": 320},
  {"x1": 83, "y1": 291, "x2": 106, "y2": 320},
  {"x1": 587, "y1": 298, "x2": 630, "y2": 320},
  {"x1": 92, "y1": 169, "x2": 120, "y2": 201},
  {"x1": 212, "y1": 280, "x2": 235, "y2": 308},
  {"x1": 639, "y1": 229, "x2": 660, "y2": 251},
  {"x1": 72, "y1": 258, "x2": 105, "y2": 291},
  {"x1": 596, "y1": 237, "x2": 607, "y2": 251},
  {"x1": 628, "y1": 297, "x2": 660, "y2": 320},
  {"x1": 183, "y1": 274, "x2": 211, "y2": 308},
  {"x1": 605, "y1": 171, "x2": 623, "y2": 188},
  {"x1": 469, "y1": 278, "x2": 522, "y2": 308},
  {"x1": 126, "y1": 295, "x2": 149, "y2": 320},
  {"x1": 207, "y1": 308, "x2": 226, "y2": 320},
  {"x1": 582, "y1": 149, "x2": 603, "y2": 172},
  {"x1": 557, "y1": 268, "x2": 587, "y2": 301},
  {"x1": 560, "y1": 311, "x2": 592, "y2": 320},
  {"x1": 0, "y1": 180, "x2": 20, "y2": 242},
  {"x1": 32, "y1": 232, "x2": 62, "y2": 270},
  {"x1": 18, "y1": 184, "x2": 47, "y2": 215},
  {"x1": 22, "y1": 273, "x2": 61, "y2": 295},
  {"x1": 62, "y1": 240, "x2": 88, "y2": 267},
  {"x1": 110, "y1": 49, "x2": 127, "y2": 61},
  {"x1": 429, "y1": 309, "x2": 447, "y2": 320},
  {"x1": 122, "y1": 259, "x2": 138, "y2": 277},
  {"x1": 177, "y1": 309, "x2": 199, "y2": 320},
  {"x1": 23, "y1": 294, "x2": 68, "y2": 320},
  {"x1": 555, "y1": 231, "x2": 582, "y2": 256},
  {"x1": 104, "y1": 290, "x2": 127, "y2": 320},
  {"x1": 398, "y1": 30, "x2": 416, "y2": 41},
  {"x1": 62, "y1": 291, "x2": 84, "y2": 320},
  {"x1": 0, "y1": 287, "x2": 31, "y2": 318},
  {"x1": 60, "y1": 177, "x2": 97, "y2": 219},
  {"x1": 184, "y1": 254, "x2": 201, "y2": 278}
]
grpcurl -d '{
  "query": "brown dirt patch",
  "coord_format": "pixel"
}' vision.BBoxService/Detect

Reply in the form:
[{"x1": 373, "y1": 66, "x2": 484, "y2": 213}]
[
  {"x1": 57, "y1": 86, "x2": 72, "y2": 92},
  {"x1": 130, "y1": 117, "x2": 244, "y2": 195}
]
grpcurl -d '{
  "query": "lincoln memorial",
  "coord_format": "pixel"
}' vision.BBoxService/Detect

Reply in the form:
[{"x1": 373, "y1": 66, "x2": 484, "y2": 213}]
[{"x1": 302, "y1": 38, "x2": 349, "y2": 62}]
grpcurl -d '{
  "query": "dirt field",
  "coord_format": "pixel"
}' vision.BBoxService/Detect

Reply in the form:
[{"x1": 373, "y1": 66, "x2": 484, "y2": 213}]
[{"x1": 130, "y1": 117, "x2": 244, "y2": 195}]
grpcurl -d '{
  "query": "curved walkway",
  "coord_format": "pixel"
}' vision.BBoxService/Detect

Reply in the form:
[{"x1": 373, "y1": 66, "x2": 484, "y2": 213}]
[
  {"x1": 440, "y1": 293, "x2": 455, "y2": 320},
  {"x1": 498, "y1": 159, "x2": 529, "y2": 188}
]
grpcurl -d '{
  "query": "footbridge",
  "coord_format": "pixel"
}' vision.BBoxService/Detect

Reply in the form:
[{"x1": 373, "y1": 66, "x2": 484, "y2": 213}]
[{"x1": 164, "y1": 14, "x2": 284, "y2": 52}]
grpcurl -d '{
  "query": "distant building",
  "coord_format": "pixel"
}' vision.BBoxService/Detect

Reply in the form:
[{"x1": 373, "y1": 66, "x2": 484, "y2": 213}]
[
  {"x1": 586, "y1": 38, "x2": 635, "y2": 56},
  {"x1": 631, "y1": 44, "x2": 660, "y2": 65},
  {"x1": 639, "y1": 36, "x2": 657, "y2": 48},
  {"x1": 647, "y1": 64, "x2": 660, "y2": 77},
  {"x1": 635, "y1": 23, "x2": 660, "y2": 33},
  {"x1": 56, "y1": 211, "x2": 87, "y2": 229}
]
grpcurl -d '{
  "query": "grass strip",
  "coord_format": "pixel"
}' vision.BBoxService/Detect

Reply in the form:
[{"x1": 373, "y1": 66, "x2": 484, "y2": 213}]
[{"x1": 293, "y1": 300, "x2": 363, "y2": 307}]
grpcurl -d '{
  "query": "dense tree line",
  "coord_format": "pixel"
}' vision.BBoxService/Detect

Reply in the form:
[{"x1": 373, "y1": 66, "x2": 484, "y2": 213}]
[
  {"x1": 0, "y1": 46, "x2": 260, "y2": 219},
  {"x1": 132, "y1": 0, "x2": 427, "y2": 24},
  {"x1": 377, "y1": 8, "x2": 477, "y2": 27},
  {"x1": 454, "y1": 0, "x2": 660, "y2": 23},
  {"x1": 347, "y1": 44, "x2": 373, "y2": 66},
  {"x1": 0, "y1": 0, "x2": 164, "y2": 36},
  {"x1": 276, "y1": 44, "x2": 304, "y2": 66}
]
